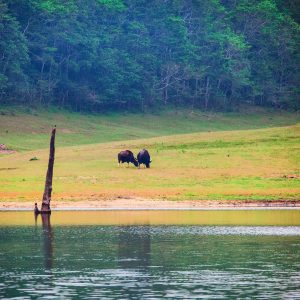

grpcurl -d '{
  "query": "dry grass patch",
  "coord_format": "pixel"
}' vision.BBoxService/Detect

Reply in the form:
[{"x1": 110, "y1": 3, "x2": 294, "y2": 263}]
[{"x1": 0, "y1": 122, "x2": 299, "y2": 202}]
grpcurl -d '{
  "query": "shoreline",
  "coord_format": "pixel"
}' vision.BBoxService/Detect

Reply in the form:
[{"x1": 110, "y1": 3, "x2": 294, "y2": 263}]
[
  {"x1": 1, "y1": 208, "x2": 300, "y2": 211},
  {"x1": 1, "y1": 198, "x2": 299, "y2": 211}
]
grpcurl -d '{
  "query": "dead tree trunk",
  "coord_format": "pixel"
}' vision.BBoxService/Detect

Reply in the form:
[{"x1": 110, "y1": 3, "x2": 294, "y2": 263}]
[
  {"x1": 204, "y1": 76, "x2": 210, "y2": 111},
  {"x1": 41, "y1": 126, "x2": 56, "y2": 214}
]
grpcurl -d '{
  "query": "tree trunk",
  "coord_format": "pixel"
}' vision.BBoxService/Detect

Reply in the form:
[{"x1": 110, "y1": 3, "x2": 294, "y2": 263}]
[
  {"x1": 204, "y1": 76, "x2": 210, "y2": 110},
  {"x1": 39, "y1": 61, "x2": 45, "y2": 105},
  {"x1": 192, "y1": 77, "x2": 199, "y2": 109},
  {"x1": 163, "y1": 84, "x2": 168, "y2": 105},
  {"x1": 41, "y1": 126, "x2": 56, "y2": 213}
]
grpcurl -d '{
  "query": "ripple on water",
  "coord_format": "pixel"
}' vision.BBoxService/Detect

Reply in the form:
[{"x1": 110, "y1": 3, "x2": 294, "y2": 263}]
[
  {"x1": 0, "y1": 225, "x2": 300, "y2": 299},
  {"x1": 148, "y1": 225, "x2": 300, "y2": 236}
]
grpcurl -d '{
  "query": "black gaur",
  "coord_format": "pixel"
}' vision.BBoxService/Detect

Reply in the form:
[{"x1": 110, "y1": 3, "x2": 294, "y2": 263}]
[
  {"x1": 118, "y1": 150, "x2": 139, "y2": 167},
  {"x1": 137, "y1": 149, "x2": 151, "y2": 168}
]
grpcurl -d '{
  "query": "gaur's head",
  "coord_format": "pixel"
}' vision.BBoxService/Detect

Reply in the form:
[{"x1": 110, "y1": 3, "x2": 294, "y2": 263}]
[
  {"x1": 132, "y1": 158, "x2": 139, "y2": 167},
  {"x1": 146, "y1": 160, "x2": 152, "y2": 168}
]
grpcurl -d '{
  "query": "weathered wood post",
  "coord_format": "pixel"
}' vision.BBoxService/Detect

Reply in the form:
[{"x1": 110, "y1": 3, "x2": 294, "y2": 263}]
[{"x1": 41, "y1": 126, "x2": 56, "y2": 214}]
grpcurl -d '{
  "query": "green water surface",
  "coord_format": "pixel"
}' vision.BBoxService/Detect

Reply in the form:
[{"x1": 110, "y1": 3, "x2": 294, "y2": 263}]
[{"x1": 0, "y1": 211, "x2": 300, "y2": 299}]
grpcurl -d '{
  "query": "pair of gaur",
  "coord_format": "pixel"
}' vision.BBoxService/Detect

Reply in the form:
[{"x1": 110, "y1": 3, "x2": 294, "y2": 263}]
[{"x1": 118, "y1": 149, "x2": 151, "y2": 168}]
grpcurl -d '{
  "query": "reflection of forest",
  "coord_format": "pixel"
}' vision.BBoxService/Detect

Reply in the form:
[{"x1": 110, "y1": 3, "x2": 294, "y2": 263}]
[
  {"x1": 118, "y1": 226, "x2": 151, "y2": 269},
  {"x1": 41, "y1": 214, "x2": 53, "y2": 269}
]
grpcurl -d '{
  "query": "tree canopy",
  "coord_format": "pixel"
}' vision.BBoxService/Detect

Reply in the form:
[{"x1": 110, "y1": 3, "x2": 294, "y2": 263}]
[{"x1": 0, "y1": 0, "x2": 299, "y2": 111}]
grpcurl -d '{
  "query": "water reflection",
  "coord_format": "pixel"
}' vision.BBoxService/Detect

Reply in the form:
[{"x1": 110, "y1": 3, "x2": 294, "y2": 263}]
[
  {"x1": 41, "y1": 214, "x2": 53, "y2": 270},
  {"x1": 118, "y1": 226, "x2": 151, "y2": 269},
  {"x1": 2, "y1": 210, "x2": 300, "y2": 226},
  {"x1": 34, "y1": 212, "x2": 38, "y2": 226},
  {"x1": 1, "y1": 217, "x2": 300, "y2": 298}
]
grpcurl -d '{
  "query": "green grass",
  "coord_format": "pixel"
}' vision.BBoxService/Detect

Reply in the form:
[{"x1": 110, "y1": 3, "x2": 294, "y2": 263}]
[
  {"x1": 0, "y1": 106, "x2": 299, "y2": 202},
  {"x1": 1, "y1": 105, "x2": 299, "y2": 151}
]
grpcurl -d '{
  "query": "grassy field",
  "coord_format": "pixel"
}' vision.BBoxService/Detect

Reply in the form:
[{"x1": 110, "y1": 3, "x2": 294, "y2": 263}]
[
  {"x1": 0, "y1": 106, "x2": 299, "y2": 203},
  {"x1": 1, "y1": 105, "x2": 300, "y2": 151}
]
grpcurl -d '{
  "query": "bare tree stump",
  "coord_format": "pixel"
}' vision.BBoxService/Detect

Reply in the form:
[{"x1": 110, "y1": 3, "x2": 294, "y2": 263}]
[{"x1": 40, "y1": 126, "x2": 56, "y2": 214}]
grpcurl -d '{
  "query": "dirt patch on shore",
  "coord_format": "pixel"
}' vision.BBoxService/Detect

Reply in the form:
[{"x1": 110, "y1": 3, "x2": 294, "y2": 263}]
[
  {"x1": 0, "y1": 150, "x2": 16, "y2": 154},
  {"x1": 0, "y1": 198, "x2": 299, "y2": 210},
  {"x1": 0, "y1": 144, "x2": 16, "y2": 154}
]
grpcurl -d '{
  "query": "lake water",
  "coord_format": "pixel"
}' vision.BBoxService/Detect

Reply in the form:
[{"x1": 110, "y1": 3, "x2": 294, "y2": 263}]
[{"x1": 1, "y1": 210, "x2": 300, "y2": 299}]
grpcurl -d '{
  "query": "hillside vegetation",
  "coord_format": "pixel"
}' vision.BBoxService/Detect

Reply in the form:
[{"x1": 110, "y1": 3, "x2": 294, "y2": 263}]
[
  {"x1": 0, "y1": 108, "x2": 299, "y2": 202},
  {"x1": 1, "y1": 0, "x2": 299, "y2": 111}
]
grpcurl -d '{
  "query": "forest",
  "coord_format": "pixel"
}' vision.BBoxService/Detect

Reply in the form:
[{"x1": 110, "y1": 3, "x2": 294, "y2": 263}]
[{"x1": 0, "y1": 0, "x2": 299, "y2": 112}]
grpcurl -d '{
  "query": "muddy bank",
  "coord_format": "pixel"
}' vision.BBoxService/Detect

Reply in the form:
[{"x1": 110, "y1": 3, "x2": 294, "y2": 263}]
[{"x1": 0, "y1": 198, "x2": 299, "y2": 210}]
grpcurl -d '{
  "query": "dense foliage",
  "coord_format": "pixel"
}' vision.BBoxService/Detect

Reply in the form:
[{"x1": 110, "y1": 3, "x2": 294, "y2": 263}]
[{"x1": 0, "y1": 0, "x2": 299, "y2": 111}]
